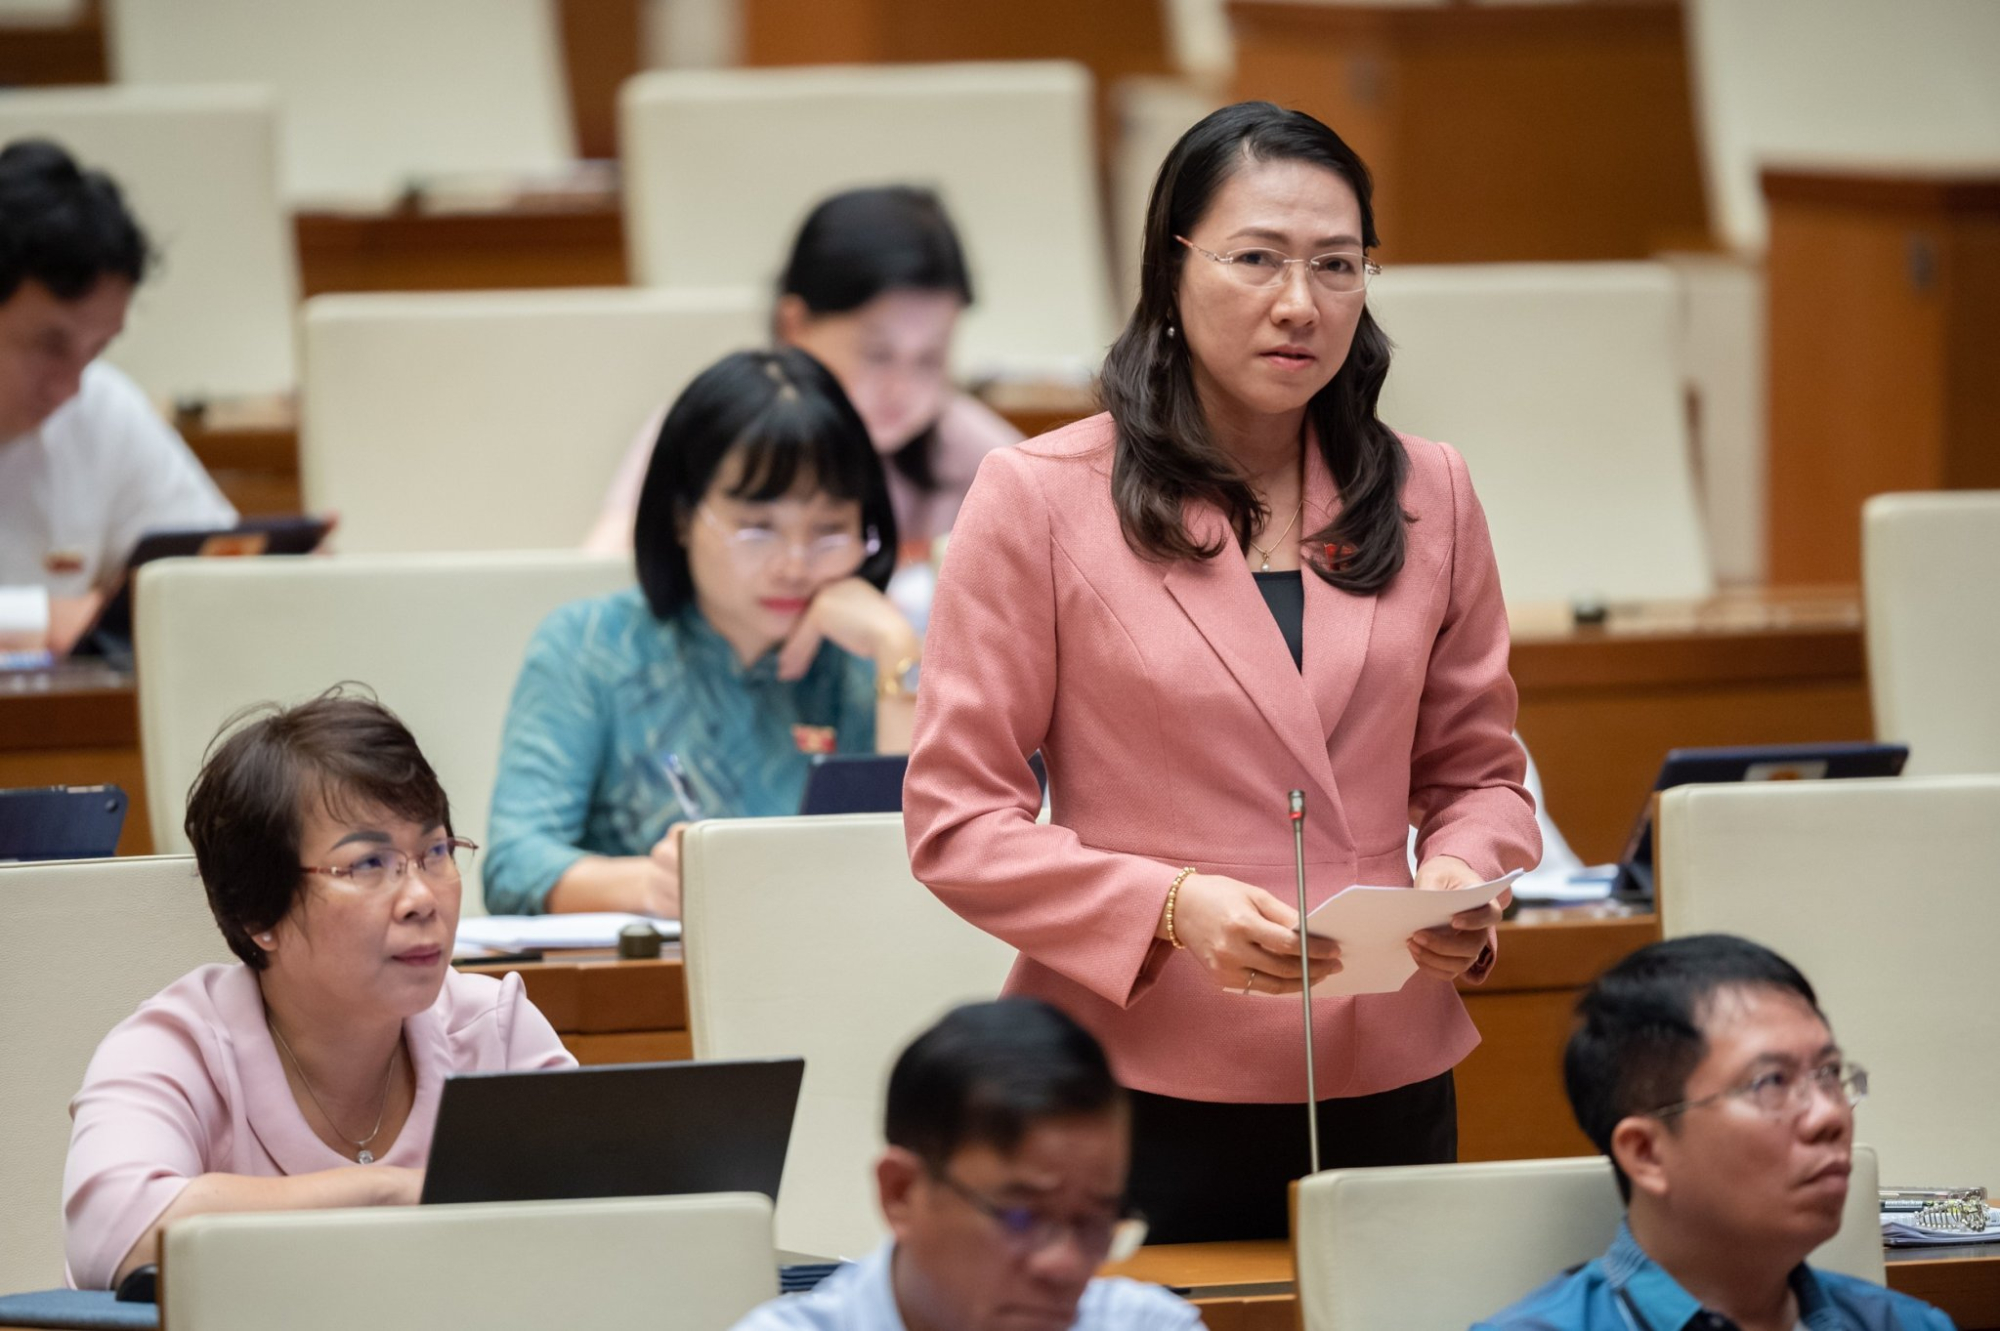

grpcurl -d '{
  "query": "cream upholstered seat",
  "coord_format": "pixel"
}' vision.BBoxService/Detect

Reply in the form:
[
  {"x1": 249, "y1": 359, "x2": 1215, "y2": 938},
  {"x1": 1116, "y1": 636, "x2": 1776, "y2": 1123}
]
[
  {"x1": 1686, "y1": 0, "x2": 2000, "y2": 254},
  {"x1": 1863, "y1": 492, "x2": 2000, "y2": 776},
  {"x1": 1294, "y1": 1149, "x2": 1885, "y2": 1331},
  {"x1": 132, "y1": 552, "x2": 629, "y2": 894},
  {"x1": 1367, "y1": 262, "x2": 1712, "y2": 605},
  {"x1": 0, "y1": 855, "x2": 226, "y2": 1293},
  {"x1": 620, "y1": 62, "x2": 1115, "y2": 381},
  {"x1": 1659, "y1": 777, "x2": 2000, "y2": 1190},
  {"x1": 300, "y1": 287, "x2": 760, "y2": 554},
  {"x1": 161, "y1": 1193, "x2": 776, "y2": 1331},
  {"x1": 1109, "y1": 77, "x2": 1222, "y2": 311},
  {"x1": 680, "y1": 813, "x2": 1015, "y2": 1258},
  {"x1": 104, "y1": 0, "x2": 573, "y2": 205},
  {"x1": 0, "y1": 85, "x2": 297, "y2": 399}
]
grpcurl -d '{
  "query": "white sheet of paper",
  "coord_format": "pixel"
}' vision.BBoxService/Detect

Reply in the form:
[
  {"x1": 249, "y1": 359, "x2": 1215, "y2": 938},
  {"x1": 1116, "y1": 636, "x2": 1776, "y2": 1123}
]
[
  {"x1": 453, "y1": 912, "x2": 681, "y2": 955},
  {"x1": 1287, "y1": 870, "x2": 1521, "y2": 996}
]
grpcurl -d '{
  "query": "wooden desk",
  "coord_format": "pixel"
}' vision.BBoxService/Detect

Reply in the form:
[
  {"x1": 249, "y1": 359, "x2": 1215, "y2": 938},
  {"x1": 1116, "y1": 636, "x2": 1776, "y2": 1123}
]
[
  {"x1": 0, "y1": 664, "x2": 149, "y2": 856},
  {"x1": 1510, "y1": 589, "x2": 1872, "y2": 866},
  {"x1": 1227, "y1": 0, "x2": 1712, "y2": 263},
  {"x1": 455, "y1": 948, "x2": 689, "y2": 1066},
  {"x1": 1764, "y1": 167, "x2": 2000, "y2": 585},
  {"x1": 1106, "y1": 1238, "x2": 2000, "y2": 1331}
]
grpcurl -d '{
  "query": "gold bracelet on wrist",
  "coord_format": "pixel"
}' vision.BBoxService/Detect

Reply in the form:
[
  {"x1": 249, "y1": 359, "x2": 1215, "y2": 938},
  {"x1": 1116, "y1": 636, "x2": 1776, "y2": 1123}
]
[
  {"x1": 1163, "y1": 866, "x2": 1197, "y2": 949},
  {"x1": 877, "y1": 655, "x2": 921, "y2": 700}
]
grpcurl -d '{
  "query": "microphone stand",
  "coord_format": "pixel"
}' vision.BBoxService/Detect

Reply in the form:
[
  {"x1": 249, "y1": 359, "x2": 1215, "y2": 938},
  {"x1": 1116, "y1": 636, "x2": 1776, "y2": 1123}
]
[{"x1": 1290, "y1": 789, "x2": 1321, "y2": 1176}]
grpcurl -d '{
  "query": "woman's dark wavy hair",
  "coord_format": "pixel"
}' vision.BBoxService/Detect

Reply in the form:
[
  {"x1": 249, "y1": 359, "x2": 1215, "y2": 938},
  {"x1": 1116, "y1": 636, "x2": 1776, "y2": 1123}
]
[
  {"x1": 634, "y1": 346, "x2": 897, "y2": 620},
  {"x1": 1099, "y1": 101, "x2": 1408, "y2": 593},
  {"x1": 779, "y1": 186, "x2": 973, "y2": 497}
]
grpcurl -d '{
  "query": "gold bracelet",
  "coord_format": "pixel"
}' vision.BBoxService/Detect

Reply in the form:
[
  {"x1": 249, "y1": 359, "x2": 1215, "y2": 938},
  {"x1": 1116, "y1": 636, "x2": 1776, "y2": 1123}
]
[
  {"x1": 877, "y1": 655, "x2": 920, "y2": 700},
  {"x1": 1163, "y1": 866, "x2": 1197, "y2": 949}
]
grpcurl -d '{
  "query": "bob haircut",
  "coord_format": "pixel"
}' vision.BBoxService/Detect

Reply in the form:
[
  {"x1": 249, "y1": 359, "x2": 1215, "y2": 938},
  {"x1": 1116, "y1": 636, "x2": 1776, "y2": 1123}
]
[
  {"x1": 633, "y1": 346, "x2": 898, "y2": 621},
  {"x1": 183, "y1": 688, "x2": 453, "y2": 970},
  {"x1": 1099, "y1": 101, "x2": 1408, "y2": 594},
  {"x1": 0, "y1": 138, "x2": 150, "y2": 304},
  {"x1": 778, "y1": 185, "x2": 974, "y2": 496}
]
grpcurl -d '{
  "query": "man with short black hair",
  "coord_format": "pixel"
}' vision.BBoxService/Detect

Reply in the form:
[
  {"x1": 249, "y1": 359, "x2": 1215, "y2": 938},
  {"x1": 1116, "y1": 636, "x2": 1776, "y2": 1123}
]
[
  {"x1": 731, "y1": 998, "x2": 1199, "y2": 1331},
  {"x1": 0, "y1": 137, "x2": 232, "y2": 652},
  {"x1": 1476, "y1": 934, "x2": 1954, "y2": 1331}
]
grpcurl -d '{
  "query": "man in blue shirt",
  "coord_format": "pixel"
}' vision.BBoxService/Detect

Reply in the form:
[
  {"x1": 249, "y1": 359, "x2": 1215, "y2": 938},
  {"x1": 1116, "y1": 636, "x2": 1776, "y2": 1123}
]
[
  {"x1": 730, "y1": 999, "x2": 1199, "y2": 1331},
  {"x1": 1477, "y1": 935, "x2": 1955, "y2": 1331}
]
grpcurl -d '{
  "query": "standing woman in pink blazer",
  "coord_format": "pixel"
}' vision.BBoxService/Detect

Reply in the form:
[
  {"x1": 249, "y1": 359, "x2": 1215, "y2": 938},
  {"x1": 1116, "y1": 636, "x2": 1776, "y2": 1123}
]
[{"x1": 903, "y1": 102, "x2": 1541, "y2": 1242}]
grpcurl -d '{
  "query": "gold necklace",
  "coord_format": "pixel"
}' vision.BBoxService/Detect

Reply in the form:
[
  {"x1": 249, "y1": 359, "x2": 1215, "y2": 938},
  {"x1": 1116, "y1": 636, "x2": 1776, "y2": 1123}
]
[
  {"x1": 269, "y1": 1016, "x2": 400, "y2": 1164},
  {"x1": 1249, "y1": 502, "x2": 1304, "y2": 572}
]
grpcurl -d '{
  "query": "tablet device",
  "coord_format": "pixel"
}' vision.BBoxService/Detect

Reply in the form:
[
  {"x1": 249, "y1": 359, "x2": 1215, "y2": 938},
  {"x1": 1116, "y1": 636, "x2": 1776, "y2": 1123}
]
[
  {"x1": 0, "y1": 785, "x2": 127, "y2": 861},
  {"x1": 70, "y1": 515, "x2": 332, "y2": 664},
  {"x1": 797, "y1": 751, "x2": 1048, "y2": 816},
  {"x1": 1614, "y1": 741, "x2": 1909, "y2": 900},
  {"x1": 419, "y1": 1057, "x2": 805, "y2": 1206}
]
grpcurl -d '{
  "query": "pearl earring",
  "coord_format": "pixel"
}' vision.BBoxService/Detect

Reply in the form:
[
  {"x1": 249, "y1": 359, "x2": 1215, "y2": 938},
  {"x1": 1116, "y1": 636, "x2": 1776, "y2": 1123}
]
[
  {"x1": 258, "y1": 933, "x2": 275, "y2": 946},
  {"x1": 1165, "y1": 321, "x2": 1178, "y2": 340}
]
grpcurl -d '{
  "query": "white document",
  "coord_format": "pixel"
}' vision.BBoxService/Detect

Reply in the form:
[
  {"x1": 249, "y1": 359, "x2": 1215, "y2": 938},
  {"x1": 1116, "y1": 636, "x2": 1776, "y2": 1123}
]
[
  {"x1": 1291, "y1": 871, "x2": 1521, "y2": 996},
  {"x1": 453, "y1": 912, "x2": 681, "y2": 955}
]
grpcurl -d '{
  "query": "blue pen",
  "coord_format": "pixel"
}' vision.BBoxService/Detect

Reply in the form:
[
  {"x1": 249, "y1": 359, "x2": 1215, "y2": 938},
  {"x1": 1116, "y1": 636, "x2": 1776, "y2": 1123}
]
[{"x1": 660, "y1": 752, "x2": 706, "y2": 822}]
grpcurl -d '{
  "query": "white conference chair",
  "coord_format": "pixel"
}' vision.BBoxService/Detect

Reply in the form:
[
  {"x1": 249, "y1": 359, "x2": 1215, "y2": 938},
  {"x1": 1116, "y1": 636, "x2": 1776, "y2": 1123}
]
[
  {"x1": 1687, "y1": 0, "x2": 2000, "y2": 254},
  {"x1": 1662, "y1": 251, "x2": 1766, "y2": 587},
  {"x1": 620, "y1": 62, "x2": 1116, "y2": 381},
  {"x1": 0, "y1": 85, "x2": 297, "y2": 399},
  {"x1": 1659, "y1": 777, "x2": 2000, "y2": 1191},
  {"x1": 1109, "y1": 77, "x2": 1222, "y2": 312},
  {"x1": 300, "y1": 287, "x2": 761, "y2": 554},
  {"x1": 104, "y1": 0, "x2": 574, "y2": 205},
  {"x1": 163, "y1": 1193, "x2": 776, "y2": 1331},
  {"x1": 1863, "y1": 492, "x2": 2000, "y2": 776},
  {"x1": 1294, "y1": 1149, "x2": 1885, "y2": 1331},
  {"x1": 132, "y1": 552, "x2": 629, "y2": 899},
  {"x1": 0, "y1": 855, "x2": 227, "y2": 1294},
  {"x1": 1368, "y1": 262, "x2": 1712, "y2": 605},
  {"x1": 680, "y1": 813, "x2": 1017, "y2": 1258}
]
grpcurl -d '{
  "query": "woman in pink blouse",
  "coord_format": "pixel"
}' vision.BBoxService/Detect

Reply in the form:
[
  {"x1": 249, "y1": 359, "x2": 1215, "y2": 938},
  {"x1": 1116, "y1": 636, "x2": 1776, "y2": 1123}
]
[
  {"x1": 62, "y1": 692, "x2": 574, "y2": 1289},
  {"x1": 587, "y1": 186, "x2": 1021, "y2": 560}
]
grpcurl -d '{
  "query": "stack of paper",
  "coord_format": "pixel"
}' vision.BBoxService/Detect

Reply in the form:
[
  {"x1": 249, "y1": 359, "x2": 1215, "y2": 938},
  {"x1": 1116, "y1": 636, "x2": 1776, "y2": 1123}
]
[
  {"x1": 1880, "y1": 1206, "x2": 1999, "y2": 1246},
  {"x1": 454, "y1": 912, "x2": 680, "y2": 956},
  {"x1": 1244, "y1": 871, "x2": 1521, "y2": 997}
]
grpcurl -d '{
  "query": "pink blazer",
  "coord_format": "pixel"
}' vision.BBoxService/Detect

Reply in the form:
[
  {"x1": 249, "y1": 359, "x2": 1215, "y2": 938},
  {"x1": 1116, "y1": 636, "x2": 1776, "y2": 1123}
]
[
  {"x1": 62, "y1": 964, "x2": 575, "y2": 1289},
  {"x1": 904, "y1": 413, "x2": 1539, "y2": 1104}
]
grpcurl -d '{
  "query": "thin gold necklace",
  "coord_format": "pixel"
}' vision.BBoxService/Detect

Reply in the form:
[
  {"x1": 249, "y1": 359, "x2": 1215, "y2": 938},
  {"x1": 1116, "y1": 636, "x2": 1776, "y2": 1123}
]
[
  {"x1": 269, "y1": 1015, "x2": 400, "y2": 1164},
  {"x1": 1249, "y1": 502, "x2": 1304, "y2": 572}
]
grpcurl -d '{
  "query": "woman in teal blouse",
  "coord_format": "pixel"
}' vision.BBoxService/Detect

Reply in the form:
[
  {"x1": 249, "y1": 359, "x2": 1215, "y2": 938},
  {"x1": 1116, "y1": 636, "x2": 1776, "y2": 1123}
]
[{"x1": 483, "y1": 349, "x2": 922, "y2": 916}]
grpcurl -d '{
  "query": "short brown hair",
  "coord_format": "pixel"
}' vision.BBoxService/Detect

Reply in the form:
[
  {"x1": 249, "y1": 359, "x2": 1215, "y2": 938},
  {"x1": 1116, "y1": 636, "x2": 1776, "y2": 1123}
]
[{"x1": 183, "y1": 688, "x2": 452, "y2": 968}]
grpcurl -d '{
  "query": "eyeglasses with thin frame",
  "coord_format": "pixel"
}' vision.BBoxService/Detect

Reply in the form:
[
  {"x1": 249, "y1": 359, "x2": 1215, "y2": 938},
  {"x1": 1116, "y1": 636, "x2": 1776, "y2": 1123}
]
[
  {"x1": 300, "y1": 837, "x2": 478, "y2": 893},
  {"x1": 1176, "y1": 235, "x2": 1381, "y2": 294},
  {"x1": 931, "y1": 1170, "x2": 1150, "y2": 1264},
  {"x1": 697, "y1": 504, "x2": 879, "y2": 574},
  {"x1": 1650, "y1": 1059, "x2": 1868, "y2": 1121}
]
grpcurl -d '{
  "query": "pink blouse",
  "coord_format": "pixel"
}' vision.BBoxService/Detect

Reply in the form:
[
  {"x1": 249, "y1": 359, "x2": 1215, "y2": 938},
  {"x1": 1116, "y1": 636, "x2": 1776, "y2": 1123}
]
[{"x1": 62, "y1": 964, "x2": 574, "y2": 1289}]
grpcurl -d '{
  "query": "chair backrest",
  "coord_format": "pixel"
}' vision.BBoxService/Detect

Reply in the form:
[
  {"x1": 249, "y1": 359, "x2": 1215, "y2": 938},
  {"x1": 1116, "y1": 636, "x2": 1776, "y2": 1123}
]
[
  {"x1": 1659, "y1": 776, "x2": 2000, "y2": 1190},
  {"x1": 0, "y1": 85, "x2": 297, "y2": 399},
  {"x1": 1109, "y1": 77, "x2": 1221, "y2": 312},
  {"x1": 1294, "y1": 1148, "x2": 1884, "y2": 1331},
  {"x1": 1661, "y1": 251, "x2": 1766, "y2": 587},
  {"x1": 162, "y1": 1193, "x2": 776, "y2": 1331},
  {"x1": 679, "y1": 813, "x2": 1016, "y2": 1258},
  {"x1": 105, "y1": 0, "x2": 574, "y2": 205},
  {"x1": 133, "y1": 552, "x2": 630, "y2": 897},
  {"x1": 620, "y1": 62, "x2": 1115, "y2": 380},
  {"x1": 0, "y1": 855, "x2": 227, "y2": 1294},
  {"x1": 1369, "y1": 262, "x2": 1712, "y2": 604},
  {"x1": 1863, "y1": 492, "x2": 2000, "y2": 776},
  {"x1": 1687, "y1": 0, "x2": 2000, "y2": 253},
  {"x1": 300, "y1": 287, "x2": 761, "y2": 554}
]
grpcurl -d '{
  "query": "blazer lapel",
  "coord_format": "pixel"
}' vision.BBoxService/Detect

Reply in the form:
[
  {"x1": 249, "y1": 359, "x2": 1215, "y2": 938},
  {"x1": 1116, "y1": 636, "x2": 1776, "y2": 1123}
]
[
  {"x1": 1300, "y1": 439, "x2": 1377, "y2": 755},
  {"x1": 1162, "y1": 504, "x2": 1345, "y2": 817}
]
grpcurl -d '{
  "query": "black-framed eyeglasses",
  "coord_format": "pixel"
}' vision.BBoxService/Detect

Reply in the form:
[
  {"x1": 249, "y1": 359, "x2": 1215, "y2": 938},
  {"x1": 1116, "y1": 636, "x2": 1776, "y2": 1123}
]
[
  {"x1": 300, "y1": 837, "x2": 478, "y2": 893},
  {"x1": 931, "y1": 1171, "x2": 1149, "y2": 1264},
  {"x1": 1651, "y1": 1060, "x2": 1869, "y2": 1121}
]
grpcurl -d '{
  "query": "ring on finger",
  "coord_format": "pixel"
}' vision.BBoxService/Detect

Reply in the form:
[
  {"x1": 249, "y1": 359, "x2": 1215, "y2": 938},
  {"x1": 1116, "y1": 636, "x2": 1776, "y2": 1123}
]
[{"x1": 1242, "y1": 968, "x2": 1258, "y2": 994}]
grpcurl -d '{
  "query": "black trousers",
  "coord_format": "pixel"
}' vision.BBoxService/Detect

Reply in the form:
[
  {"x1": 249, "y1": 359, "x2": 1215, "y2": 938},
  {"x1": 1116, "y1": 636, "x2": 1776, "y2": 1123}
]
[{"x1": 1125, "y1": 1071, "x2": 1458, "y2": 1243}]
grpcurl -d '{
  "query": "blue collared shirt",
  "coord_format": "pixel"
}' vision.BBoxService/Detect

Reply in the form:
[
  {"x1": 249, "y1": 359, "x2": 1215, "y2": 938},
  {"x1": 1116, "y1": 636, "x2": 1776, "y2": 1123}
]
[
  {"x1": 1475, "y1": 1222, "x2": 1957, "y2": 1331},
  {"x1": 483, "y1": 588, "x2": 875, "y2": 913},
  {"x1": 728, "y1": 1243, "x2": 1202, "y2": 1331}
]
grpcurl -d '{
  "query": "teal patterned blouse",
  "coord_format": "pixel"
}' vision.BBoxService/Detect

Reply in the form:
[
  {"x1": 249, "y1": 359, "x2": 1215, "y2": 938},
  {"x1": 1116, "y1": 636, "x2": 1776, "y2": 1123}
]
[{"x1": 482, "y1": 587, "x2": 877, "y2": 914}]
